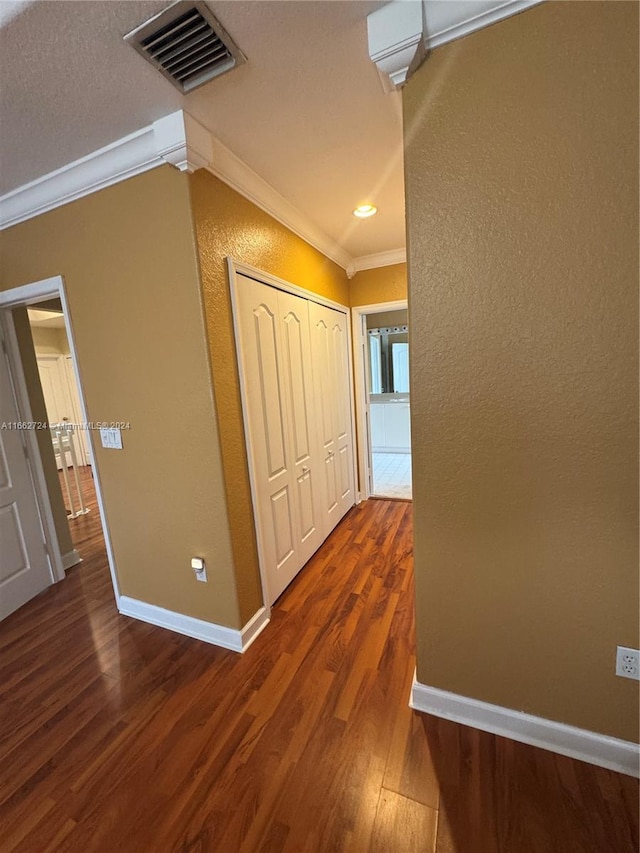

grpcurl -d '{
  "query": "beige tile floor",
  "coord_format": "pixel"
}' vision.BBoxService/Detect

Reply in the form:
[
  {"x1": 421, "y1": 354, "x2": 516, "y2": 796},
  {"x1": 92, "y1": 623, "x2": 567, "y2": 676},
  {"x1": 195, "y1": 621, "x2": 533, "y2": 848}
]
[{"x1": 372, "y1": 451, "x2": 412, "y2": 499}]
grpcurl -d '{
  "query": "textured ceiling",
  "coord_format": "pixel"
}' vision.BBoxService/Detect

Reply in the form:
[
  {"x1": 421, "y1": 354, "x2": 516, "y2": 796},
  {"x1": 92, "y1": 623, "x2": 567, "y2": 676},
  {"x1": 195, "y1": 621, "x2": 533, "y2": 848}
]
[{"x1": 0, "y1": 0, "x2": 405, "y2": 259}]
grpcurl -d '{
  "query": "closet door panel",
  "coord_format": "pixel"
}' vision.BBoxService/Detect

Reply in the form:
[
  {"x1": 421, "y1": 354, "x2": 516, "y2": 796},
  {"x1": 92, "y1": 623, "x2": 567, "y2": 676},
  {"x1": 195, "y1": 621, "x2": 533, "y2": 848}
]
[
  {"x1": 281, "y1": 306, "x2": 311, "y2": 465},
  {"x1": 324, "y1": 452, "x2": 338, "y2": 515},
  {"x1": 309, "y1": 304, "x2": 337, "y2": 534},
  {"x1": 234, "y1": 271, "x2": 355, "y2": 606},
  {"x1": 309, "y1": 302, "x2": 355, "y2": 535},
  {"x1": 278, "y1": 290, "x2": 323, "y2": 565},
  {"x1": 338, "y1": 444, "x2": 351, "y2": 501},
  {"x1": 236, "y1": 274, "x2": 300, "y2": 603},
  {"x1": 253, "y1": 304, "x2": 288, "y2": 478},
  {"x1": 331, "y1": 310, "x2": 355, "y2": 512},
  {"x1": 271, "y1": 487, "x2": 295, "y2": 569},
  {"x1": 313, "y1": 318, "x2": 334, "y2": 454},
  {"x1": 296, "y1": 470, "x2": 315, "y2": 543},
  {"x1": 331, "y1": 320, "x2": 348, "y2": 443}
]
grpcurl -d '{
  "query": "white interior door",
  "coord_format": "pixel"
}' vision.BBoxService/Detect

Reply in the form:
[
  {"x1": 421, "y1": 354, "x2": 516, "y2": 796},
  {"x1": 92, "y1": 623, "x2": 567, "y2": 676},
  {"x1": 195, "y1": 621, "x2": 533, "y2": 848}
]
[
  {"x1": 391, "y1": 342, "x2": 409, "y2": 393},
  {"x1": 37, "y1": 355, "x2": 87, "y2": 467},
  {"x1": 369, "y1": 334, "x2": 382, "y2": 394},
  {"x1": 63, "y1": 356, "x2": 91, "y2": 464},
  {"x1": 36, "y1": 356, "x2": 65, "y2": 425},
  {"x1": 278, "y1": 289, "x2": 324, "y2": 567},
  {"x1": 236, "y1": 274, "x2": 325, "y2": 604},
  {"x1": 308, "y1": 302, "x2": 355, "y2": 533},
  {"x1": 234, "y1": 269, "x2": 357, "y2": 605},
  {"x1": 0, "y1": 334, "x2": 53, "y2": 621},
  {"x1": 327, "y1": 308, "x2": 355, "y2": 518}
]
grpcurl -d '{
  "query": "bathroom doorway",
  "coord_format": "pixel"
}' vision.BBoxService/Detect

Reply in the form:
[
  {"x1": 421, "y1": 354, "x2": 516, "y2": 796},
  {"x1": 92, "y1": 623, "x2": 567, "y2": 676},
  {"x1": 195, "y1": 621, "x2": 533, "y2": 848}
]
[{"x1": 352, "y1": 301, "x2": 412, "y2": 501}]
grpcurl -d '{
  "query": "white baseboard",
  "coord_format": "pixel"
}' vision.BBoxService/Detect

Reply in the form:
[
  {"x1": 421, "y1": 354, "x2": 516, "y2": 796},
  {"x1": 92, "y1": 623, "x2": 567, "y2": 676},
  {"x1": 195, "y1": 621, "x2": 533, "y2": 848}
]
[
  {"x1": 62, "y1": 549, "x2": 82, "y2": 570},
  {"x1": 410, "y1": 675, "x2": 640, "y2": 778},
  {"x1": 118, "y1": 596, "x2": 270, "y2": 653},
  {"x1": 240, "y1": 605, "x2": 271, "y2": 651}
]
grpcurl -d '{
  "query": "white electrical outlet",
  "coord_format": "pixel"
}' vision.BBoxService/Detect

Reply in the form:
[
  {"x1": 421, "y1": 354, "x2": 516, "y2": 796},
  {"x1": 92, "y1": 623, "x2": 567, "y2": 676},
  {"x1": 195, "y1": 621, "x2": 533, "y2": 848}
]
[
  {"x1": 191, "y1": 557, "x2": 207, "y2": 583},
  {"x1": 615, "y1": 646, "x2": 640, "y2": 681}
]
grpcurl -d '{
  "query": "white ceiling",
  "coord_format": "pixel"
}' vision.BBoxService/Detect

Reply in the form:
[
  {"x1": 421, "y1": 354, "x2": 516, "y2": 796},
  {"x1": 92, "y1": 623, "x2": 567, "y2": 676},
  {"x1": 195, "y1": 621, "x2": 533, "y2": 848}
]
[
  {"x1": 0, "y1": 0, "x2": 406, "y2": 261},
  {"x1": 27, "y1": 308, "x2": 66, "y2": 329}
]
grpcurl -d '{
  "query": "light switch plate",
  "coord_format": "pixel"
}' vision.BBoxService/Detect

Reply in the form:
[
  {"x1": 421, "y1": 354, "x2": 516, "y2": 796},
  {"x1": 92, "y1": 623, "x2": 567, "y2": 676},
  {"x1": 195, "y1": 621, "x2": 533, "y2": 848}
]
[{"x1": 99, "y1": 427, "x2": 123, "y2": 449}]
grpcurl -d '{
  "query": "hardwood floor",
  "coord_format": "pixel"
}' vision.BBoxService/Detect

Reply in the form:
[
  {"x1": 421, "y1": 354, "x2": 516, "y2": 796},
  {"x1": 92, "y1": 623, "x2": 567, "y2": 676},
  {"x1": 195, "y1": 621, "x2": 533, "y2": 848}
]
[
  {"x1": 59, "y1": 465, "x2": 105, "y2": 557},
  {"x1": 0, "y1": 485, "x2": 638, "y2": 852}
]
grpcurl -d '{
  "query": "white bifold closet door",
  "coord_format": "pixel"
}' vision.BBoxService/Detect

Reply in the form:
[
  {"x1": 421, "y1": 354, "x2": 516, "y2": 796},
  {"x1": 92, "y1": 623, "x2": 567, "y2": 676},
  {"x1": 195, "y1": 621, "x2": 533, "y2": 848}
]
[
  {"x1": 235, "y1": 273, "x2": 354, "y2": 604},
  {"x1": 308, "y1": 301, "x2": 355, "y2": 531}
]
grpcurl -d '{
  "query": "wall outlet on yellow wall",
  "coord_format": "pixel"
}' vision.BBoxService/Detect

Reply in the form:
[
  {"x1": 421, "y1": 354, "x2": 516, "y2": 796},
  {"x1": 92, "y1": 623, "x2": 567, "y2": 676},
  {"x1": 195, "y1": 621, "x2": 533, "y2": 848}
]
[
  {"x1": 191, "y1": 557, "x2": 207, "y2": 583},
  {"x1": 615, "y1": 647, "x2": 639, "y2": 680}
]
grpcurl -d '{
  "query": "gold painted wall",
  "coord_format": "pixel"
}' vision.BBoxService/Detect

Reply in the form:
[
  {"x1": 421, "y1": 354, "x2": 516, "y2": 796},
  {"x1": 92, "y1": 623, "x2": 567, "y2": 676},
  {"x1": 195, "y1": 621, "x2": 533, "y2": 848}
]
[
  {"x1": 30, "y1": 325, "x2": 71, "y2": 356},
  {"x1": 189, "y1": 170, "x2": 351, "y2": 623},
  {"x1": 0, "y1": 167, "x2": 241, "y2": 628},
  {"x1": 404, "y1": 1, "x2": 638, "y2": 741},
  {"x1": 349, "y1": 263, "x2": 407, "y2": 307}
]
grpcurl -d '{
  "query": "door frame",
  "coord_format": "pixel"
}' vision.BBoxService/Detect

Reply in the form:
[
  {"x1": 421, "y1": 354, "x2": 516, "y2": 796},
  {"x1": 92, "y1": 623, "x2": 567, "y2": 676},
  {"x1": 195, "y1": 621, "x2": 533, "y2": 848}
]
[
  {"x1": 351, "y1": 300, "x2": 409, "y2": 501},
  {"x1": 0, "y1": 275, "x2": 121, "y2": 605},
  {"x1": 226, "y1": 257, "x2": 358, "y2": 609}
]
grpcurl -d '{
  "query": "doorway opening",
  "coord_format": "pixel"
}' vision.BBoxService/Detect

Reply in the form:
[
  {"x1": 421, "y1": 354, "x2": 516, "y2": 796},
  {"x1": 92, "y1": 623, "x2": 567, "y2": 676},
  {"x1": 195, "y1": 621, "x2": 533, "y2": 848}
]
[
  {"x1": 27, "y1": 299, "x2": 93, "y2": 522},
  {"x1": 352, "y1": 300, "x2": 411, "y2": 502},
  {"x1": 0, "y1": 276, "x2": 117, "y2": 622}
]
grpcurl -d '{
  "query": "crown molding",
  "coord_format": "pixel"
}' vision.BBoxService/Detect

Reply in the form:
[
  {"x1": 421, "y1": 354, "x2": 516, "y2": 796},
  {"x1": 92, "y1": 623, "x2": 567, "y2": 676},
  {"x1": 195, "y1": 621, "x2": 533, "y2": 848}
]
[
  {"x1": 368, "y1": 0, "x2": 544, "y2": 90},
  {"x1": 153, "y1": 111, "x2": 214, "y2": 173},
  {"x1": 0, "y1": 111, "x2": 211, "y2": 231},
  {"x1": 0, "y1": 109, "x2": 356, "y2": 275},
  {"x1": 352, "y1": 248, "x2": 406, "y2": 273},
  {"x1": 0, "y1": 125, "x2": 162, "y2": 230},
  {"x1": 204, "y1": 133, "x2": 354, "y2": 275}
]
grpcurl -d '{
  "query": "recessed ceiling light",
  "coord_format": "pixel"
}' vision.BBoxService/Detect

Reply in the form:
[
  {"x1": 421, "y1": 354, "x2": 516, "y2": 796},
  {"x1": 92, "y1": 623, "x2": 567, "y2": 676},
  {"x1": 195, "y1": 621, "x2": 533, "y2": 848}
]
[{"x1": 353, "y1": 204, "x2": 378, "y2": 218}]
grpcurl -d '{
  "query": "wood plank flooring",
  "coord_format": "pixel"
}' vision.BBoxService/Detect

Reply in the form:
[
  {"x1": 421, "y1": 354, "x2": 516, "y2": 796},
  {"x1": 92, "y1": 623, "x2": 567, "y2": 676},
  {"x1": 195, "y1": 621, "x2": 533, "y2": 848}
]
[{"x1": 0, "y1": 477, "x2": 638, "y2": 852}]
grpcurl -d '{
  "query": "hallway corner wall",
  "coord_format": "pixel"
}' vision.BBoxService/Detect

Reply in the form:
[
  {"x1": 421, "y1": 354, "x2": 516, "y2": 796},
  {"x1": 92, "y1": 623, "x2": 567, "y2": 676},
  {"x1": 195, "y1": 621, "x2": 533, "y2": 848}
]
[{"x1": 404, "y1": 0, "x2": 639, "y2": 742}]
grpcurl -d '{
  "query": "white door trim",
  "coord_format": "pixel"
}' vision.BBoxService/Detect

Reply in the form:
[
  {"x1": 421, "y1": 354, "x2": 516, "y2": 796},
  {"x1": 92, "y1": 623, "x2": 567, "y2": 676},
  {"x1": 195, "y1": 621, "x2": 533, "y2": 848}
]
[
  {"x1": 0, "y1": 276, "x2": 121, "y2": 606},
  {"x1": 351, "y1": 300, "x2": 408, "y2": 501},
  {"x1": 226, "y1": 257, "x2": 358, "y2": 608}
]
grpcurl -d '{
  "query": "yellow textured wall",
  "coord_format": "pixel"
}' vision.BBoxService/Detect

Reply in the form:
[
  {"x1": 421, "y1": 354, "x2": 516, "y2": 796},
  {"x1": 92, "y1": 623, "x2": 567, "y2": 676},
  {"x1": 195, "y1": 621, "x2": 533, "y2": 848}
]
[
  {"x1": 0, "y1": 167, "x2": 241, "y2": 628},
  {"x1": 190, "y1": 170, "x2": 351, "y2": 623},
  {"x1": 349, "y1": 263, "x2": 407, "y2": 307},
  {"x1": 404, "y1": 1, "x2": 638, "y2": 741}
]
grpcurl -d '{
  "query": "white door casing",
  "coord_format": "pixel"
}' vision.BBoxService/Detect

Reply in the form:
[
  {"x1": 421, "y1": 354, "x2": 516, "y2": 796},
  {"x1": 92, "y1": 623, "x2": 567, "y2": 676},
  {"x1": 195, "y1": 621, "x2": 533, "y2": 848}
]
[
  {"x1": 0, "y1": 328, "x2": 54, "y2": 620},
  {"x1": 229, "y1": 260, "x2": 356, "y2": 607}
]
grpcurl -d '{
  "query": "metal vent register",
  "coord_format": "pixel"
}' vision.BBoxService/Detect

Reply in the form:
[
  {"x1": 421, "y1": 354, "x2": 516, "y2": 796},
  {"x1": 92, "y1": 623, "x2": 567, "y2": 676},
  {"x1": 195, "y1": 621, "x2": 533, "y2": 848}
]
[{"x1": 125, "y1": 1, "x2": 246, "y2": 93}]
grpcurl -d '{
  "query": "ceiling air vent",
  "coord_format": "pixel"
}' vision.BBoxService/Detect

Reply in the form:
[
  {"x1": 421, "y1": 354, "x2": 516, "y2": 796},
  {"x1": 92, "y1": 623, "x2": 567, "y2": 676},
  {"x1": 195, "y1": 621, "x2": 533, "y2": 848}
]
[{"x1": 125, "y1": 1, "x2": 246, "y2": 94}]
